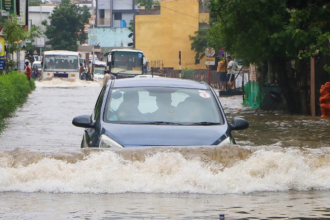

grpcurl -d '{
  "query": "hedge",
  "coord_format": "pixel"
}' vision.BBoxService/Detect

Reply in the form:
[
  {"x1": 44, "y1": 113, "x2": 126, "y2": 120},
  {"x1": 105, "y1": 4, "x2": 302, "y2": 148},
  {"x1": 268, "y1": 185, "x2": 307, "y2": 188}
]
[{"x1": 0, "y1": 71, "x2": 36, "y2": 132}]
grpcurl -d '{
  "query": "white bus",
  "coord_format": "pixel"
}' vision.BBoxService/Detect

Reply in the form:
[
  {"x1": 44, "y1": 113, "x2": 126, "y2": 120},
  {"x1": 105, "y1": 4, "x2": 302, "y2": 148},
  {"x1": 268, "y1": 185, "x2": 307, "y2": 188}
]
[
  {"x1": 42, "y1": 51, "x2": 80, "y2": 81},
  {"x1": 105, "y1": 48, "x2": 146, "y2": 78}
]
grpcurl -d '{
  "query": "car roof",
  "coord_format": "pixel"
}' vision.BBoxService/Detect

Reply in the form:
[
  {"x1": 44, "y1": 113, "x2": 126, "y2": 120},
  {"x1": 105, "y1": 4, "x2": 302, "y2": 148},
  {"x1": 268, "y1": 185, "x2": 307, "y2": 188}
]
[{"x1": 112, "y1": 77, "x2": 209, "y2": 90}]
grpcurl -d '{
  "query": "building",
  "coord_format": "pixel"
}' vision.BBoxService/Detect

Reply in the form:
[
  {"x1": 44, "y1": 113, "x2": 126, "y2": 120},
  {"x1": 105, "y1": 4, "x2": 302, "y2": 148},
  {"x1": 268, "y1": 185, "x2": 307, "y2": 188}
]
[
  {"x1": 134, "y1": 0, "x2": 210, "y2": 70},
  {"x1": 96, "y1": 0, "x2": 138, "y2": 27},
  {"x1": 87, "y1": 0, "x2": 139, "y2": 53},
  {"x1": 29, "y1": 5, "x2": 56, "y2": 31}
]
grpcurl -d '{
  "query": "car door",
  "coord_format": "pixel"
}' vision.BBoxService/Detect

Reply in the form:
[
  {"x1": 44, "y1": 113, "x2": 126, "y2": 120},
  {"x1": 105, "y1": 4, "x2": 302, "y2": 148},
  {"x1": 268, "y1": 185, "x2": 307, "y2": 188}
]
[{"x1": 83, "y1": 86, "x2": 107, "y2": 147}]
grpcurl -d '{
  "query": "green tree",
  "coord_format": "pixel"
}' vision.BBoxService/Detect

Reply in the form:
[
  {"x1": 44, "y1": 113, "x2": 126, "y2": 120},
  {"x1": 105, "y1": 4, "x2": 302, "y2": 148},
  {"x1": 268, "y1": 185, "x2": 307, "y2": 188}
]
[
  {"x1": 29, "y1": 0, "x2": 42, "y2": 6},
  {"x1": 189, "y1": 29, "x2": 208, "y2": 60},
  {"x1": 3, "y1": 15, "x2": 41, "y2": 71},
  {"x1": 207, "y1": 0, "x2": 330, "y2": 114},
  {"x1": 3, "y1": 15, "x2": 27, "y2": 54},
  {"x1": 137, "y1": 0, "x2": 160, "y2": 10},
  {"x1": 43, "y1": 0, "x2": 90, "y2": 51},
  {"x1": 128, "y1": 20, "x2": 134, "y2": 33},
  {"x1": 189, "y1": 27, "x2": 222, "y2": 60}
]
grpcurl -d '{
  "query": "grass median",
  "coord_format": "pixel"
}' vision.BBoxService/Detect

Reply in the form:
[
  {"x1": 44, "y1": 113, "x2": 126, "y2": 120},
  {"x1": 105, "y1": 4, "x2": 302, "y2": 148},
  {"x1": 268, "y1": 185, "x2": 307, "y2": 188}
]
[{"x1": 0, "y1": 71, "x2": 36, "y2": 133}]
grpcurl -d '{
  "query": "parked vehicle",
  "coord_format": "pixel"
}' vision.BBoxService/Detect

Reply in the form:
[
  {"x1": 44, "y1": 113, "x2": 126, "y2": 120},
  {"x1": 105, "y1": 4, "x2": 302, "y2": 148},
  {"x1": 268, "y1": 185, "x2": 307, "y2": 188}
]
[{"x1": 72, "y1": 77, "x2": 249, "y2": 148}]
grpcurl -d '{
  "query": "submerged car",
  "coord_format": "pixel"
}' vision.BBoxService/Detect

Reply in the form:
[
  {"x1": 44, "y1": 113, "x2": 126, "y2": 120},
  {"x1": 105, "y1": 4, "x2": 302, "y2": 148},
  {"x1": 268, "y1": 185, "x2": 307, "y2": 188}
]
[{"x1": 72, "y1": 78, "x2": 249, "y2": 148}]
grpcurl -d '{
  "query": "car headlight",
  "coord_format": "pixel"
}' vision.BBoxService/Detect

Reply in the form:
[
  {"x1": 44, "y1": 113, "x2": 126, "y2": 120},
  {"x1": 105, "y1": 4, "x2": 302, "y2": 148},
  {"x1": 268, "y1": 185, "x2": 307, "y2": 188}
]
[
  {"x1": 217, "y1": 136, "x2": 232, "y2": 147},
  {"x1": 99, "y1": 134, "x2": 124, "y2": 149}
]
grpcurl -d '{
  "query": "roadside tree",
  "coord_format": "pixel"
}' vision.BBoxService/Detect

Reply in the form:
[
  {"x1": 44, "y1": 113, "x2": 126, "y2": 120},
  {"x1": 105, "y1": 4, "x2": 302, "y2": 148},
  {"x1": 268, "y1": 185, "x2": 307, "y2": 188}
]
[
  {"x1": 43, "y1": 0, "x2": 90, "y2": 51},
  {"x1": 208, "y1": 0, "x2": 330, "y2": 114}
]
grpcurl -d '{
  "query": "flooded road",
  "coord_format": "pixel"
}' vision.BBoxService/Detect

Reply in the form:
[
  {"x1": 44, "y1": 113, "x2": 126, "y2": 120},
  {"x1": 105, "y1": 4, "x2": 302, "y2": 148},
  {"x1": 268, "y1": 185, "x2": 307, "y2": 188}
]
[{"x1": 1, "y1": 79, "x2": 330, "y2": 219}]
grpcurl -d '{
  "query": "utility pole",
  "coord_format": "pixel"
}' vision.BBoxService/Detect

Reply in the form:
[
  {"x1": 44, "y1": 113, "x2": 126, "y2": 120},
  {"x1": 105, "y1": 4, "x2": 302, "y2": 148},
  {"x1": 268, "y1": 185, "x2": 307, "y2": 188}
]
[
  {"x1": 179, "y1": 51, "x2": 181, "y2": 77},
  {"x1": 92, "y1": 0, "x2": 95, "y2": 69}
]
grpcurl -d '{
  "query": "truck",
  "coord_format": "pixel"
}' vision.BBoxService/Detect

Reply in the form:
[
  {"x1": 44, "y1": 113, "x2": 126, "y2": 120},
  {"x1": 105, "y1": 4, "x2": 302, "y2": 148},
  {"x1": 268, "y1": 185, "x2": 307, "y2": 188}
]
[
  {"x1": 92, "y1": 60, "x2": 107, "y2": 81},
  {"x1": 42, "y1": 50, "x2": 80, "y2": 81},
  {"x1": 105, "y1": 48, "x2": 146, "y2": 78}
]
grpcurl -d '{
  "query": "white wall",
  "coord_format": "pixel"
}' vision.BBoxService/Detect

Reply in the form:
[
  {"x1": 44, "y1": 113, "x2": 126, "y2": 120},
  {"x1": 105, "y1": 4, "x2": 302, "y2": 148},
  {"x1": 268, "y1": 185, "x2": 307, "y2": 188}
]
[
  {"x1": 29, "y1": 12, "x2": 50, "y2": 31},
  {"x1": 112, "y1": 13, "x2": 134, "y2": 28},
  {"x1": 113, "y1": 0, "x2": 132, "y2": 10}
]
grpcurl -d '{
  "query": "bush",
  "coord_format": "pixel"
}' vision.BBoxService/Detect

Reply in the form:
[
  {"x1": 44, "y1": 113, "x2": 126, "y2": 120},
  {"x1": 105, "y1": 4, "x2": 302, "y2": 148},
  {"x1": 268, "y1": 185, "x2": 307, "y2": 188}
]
[
  {"x1": 181, "y1": 67, "x2": 195, "y2": 79},
  {"x1": 0, "y1": 71, "x2": 35, "y2": 132}
]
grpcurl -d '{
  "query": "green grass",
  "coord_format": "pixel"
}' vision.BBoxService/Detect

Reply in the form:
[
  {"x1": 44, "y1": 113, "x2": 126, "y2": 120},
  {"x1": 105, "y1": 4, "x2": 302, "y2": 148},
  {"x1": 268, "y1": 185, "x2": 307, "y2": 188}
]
[{"x1": 0, "y1": 71, "x2": 36, "y2": 133}]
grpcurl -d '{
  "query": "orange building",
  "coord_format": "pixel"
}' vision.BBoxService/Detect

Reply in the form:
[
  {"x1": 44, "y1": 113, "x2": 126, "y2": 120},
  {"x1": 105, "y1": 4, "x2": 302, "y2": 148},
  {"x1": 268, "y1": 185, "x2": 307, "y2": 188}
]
[{"x1": 134, "y1": 1, "x2": 209, "y2": 70}]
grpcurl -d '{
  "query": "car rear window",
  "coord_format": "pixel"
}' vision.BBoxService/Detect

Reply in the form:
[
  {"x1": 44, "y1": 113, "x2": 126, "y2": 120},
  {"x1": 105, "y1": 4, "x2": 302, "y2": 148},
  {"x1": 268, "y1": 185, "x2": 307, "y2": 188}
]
[{"x1": 104, "y1": 87, "x2": 223, "y2": 125}]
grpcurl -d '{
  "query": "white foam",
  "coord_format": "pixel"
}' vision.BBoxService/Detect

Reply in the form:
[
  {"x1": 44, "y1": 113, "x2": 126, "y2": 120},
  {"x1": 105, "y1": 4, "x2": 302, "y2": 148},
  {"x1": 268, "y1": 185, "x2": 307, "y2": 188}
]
[
  {"x1": 35, "y1": 78, "x2": 102, "y2": 87},
  {"x1": 1, "y1": 148, "x2": 330, "y2": 194}
]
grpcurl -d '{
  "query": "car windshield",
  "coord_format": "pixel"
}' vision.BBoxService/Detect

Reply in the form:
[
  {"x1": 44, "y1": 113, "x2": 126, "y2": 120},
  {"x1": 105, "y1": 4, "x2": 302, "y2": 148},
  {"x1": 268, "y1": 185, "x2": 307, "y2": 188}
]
[
  {"x1": 44, "y1": 55, "x2": 79, "y2": 72},
  {"x1": 111, "y1": 51, "x2": 143, "y2": 73},
  {"x1": 104, "y1": 87, "x2": 223, "y2": 125},
  {"x1": 33, "y1": 63, "x2": 41, "y2": 68}
]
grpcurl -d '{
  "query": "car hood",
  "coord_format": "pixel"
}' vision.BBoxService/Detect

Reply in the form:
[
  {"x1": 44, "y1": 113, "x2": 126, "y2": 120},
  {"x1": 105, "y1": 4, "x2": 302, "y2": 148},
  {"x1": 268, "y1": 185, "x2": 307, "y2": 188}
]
[{"x1": 101, "y1": 123, "x2": 229, "y2": 147}]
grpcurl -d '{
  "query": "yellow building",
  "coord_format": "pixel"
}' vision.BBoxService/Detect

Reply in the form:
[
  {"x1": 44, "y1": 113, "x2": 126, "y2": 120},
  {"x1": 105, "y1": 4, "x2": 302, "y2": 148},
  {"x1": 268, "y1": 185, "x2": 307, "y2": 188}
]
[{"x1": 135, "y1": 1, "x2": 209, "y2": 70}]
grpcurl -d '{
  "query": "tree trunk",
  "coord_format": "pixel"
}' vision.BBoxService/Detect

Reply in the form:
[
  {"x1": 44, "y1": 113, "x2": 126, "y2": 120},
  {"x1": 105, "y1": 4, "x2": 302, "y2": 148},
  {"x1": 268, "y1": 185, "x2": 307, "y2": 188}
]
[{"x1": 275, "y1": 59, "x2": 300, "y2": 114}]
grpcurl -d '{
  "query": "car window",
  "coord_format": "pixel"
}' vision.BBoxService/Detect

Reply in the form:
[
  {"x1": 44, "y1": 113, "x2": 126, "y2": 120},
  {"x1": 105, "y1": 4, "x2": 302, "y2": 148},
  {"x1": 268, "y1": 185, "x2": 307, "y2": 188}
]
[
  {"x1": 104, "y1": 87, "x2": 223, "y2": 124},
  {"x1": 93, "y1": 86, "x2": 106, "y2": 121}
]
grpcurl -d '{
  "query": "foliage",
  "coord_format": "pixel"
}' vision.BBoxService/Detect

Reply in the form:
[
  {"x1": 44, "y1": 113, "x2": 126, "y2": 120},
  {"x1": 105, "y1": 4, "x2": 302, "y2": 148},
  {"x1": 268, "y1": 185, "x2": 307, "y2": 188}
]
[
  {"x1": 3, "y1": 15, "x2": 28, "y2": 54},
  {"x1": 136, "y1": 0, "x2": 160, "y2": 10},
  {"x1": 29, "y1": 0, "x2": 42, "y2": 6},
  {"x1": 189, "y1": 29, "x2": 208, "y2": 60},
  {"x1": 128, "y1": 20, "x2": 134, "y2": 33},
  {"x1": 207, "y1": 0, "x2": 330, "y2": 114},
  {"x1": 0, "y1": 72, "x2": 35, "y2": 133},
  {"x1": 208, "y1": 0, "x2": 330, "y2": 65},
  {"x1": 43, "y1": 0, "x2": 91, "y2": 50},
  {"x1": 3, "y1": 15, "x2": 41, "y2": 54},
  {"x1": 189, "y1": 26, "x2": 222, "y2": 60},
  {"x1": 181, "y1": 67, "x2": 195, "y2": 79}
]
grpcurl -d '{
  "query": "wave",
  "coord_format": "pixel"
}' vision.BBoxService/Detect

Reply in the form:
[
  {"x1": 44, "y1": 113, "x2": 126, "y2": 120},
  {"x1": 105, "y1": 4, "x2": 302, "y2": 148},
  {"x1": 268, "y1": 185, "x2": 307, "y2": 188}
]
[{"x1": 1, "y1": 145, "x2": 330, "y2": 194}]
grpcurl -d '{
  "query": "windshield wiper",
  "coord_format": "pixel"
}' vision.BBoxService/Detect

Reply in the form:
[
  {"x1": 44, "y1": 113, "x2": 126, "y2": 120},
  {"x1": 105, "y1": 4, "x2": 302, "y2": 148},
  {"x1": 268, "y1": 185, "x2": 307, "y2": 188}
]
[
  {"x1": 139, "y1": 121, "x2": 184, "y2": 125},
  {"x1": 189, "y1": 122, "x2": 220, "y2": 126}
]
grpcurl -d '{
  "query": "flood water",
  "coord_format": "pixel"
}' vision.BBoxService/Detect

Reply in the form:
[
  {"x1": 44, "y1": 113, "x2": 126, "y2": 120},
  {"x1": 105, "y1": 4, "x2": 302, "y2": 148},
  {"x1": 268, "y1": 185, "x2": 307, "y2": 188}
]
[{"x1": 0, "y1": 78, "x2": 330, "y2": 219}]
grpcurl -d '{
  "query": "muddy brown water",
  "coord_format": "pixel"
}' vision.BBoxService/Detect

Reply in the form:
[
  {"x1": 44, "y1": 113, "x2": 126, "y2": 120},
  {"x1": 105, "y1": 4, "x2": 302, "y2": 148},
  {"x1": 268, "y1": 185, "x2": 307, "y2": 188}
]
[{"x1": 0, "y1": 79, "x2": 330, "y2": 219}]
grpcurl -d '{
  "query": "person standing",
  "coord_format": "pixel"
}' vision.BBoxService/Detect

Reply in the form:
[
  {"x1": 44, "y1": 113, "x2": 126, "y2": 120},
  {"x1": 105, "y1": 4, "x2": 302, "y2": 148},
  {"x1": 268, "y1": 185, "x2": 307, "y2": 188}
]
[
  {"x1": 217, "y1": 58, "x2": 227, "y2": 91},
  {"x1": 25, "y1": 61, "x2": 32, "y2": 82},
  {"x1": 226, "y1": 56, "x2": 237, "y2": 90},
  {"x1": 79, "y1": 63, "x2": 84, "y2": 79}
]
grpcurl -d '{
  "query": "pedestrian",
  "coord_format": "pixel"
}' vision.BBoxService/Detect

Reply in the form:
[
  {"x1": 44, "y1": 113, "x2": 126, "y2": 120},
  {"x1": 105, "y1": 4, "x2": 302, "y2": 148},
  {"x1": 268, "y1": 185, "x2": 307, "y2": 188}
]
[
  {"x1": 25, "y1": 61, "x2": 32, "y2": 82},
  {"x1": 79, "y1": 63, "x2": 84, "y2": 79},
  {"x1": 226, "y1": 56, "x2": 237, "y2": 90},
  {"x1": 103, "y1": 70, "x2": 116, "y2": 87},
  {"x1": 217, "y1": 58, "x2": 227, "y2": 91}
]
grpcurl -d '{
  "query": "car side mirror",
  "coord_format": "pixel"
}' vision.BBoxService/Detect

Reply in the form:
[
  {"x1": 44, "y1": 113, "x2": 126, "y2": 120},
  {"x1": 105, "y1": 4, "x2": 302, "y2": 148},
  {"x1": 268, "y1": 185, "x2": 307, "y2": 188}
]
[
  {"x1": 230, "y1": 117, "x2": 249, "y2": 130},
  {"x1": 72, "y1": 115, "x2": 94, "y2": 128},
  {"x1": 143, "y1": 57, "x2": 146, "y2": 65}
]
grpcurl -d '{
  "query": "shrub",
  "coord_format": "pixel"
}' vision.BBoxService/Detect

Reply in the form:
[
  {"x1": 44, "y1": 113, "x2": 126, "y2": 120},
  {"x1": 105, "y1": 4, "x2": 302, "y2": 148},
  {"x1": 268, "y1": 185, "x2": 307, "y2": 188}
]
[
  {"x1": 0, "y1": 71, "x2": 35, "y2": 132},
  {"x1": 181, "y1": 67, "x2": 195, "y2": 79}
]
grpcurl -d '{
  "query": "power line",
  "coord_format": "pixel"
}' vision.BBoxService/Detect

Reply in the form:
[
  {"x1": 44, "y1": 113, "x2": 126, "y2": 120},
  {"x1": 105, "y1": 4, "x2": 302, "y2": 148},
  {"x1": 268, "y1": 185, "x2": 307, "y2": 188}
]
[
  {"x1": 102, "y1": 0, "x2": 200, "y2": 20},
  {"x1": 160, "y1": 5, "x2": 199, "y2": 19},
  {"x1": 160, "y1": 16, "x2": 198, "y2": 29}
]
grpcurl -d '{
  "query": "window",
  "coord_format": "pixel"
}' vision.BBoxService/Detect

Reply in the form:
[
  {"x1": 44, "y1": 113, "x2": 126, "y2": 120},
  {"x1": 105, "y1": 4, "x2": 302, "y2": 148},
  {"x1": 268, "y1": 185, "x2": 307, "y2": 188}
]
[
  {"x1": 104, "y1": 87, "x2": 223, "y2": 124},
  {"x1": 114, "y1": 13, "x2": 122, "y2": 20},
  {"x1": 99, "y1": 9, "x2": 105, "y2": 18},
  {"x1": 94, "y1": 86, "x2": 106, "y2": 121}
]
